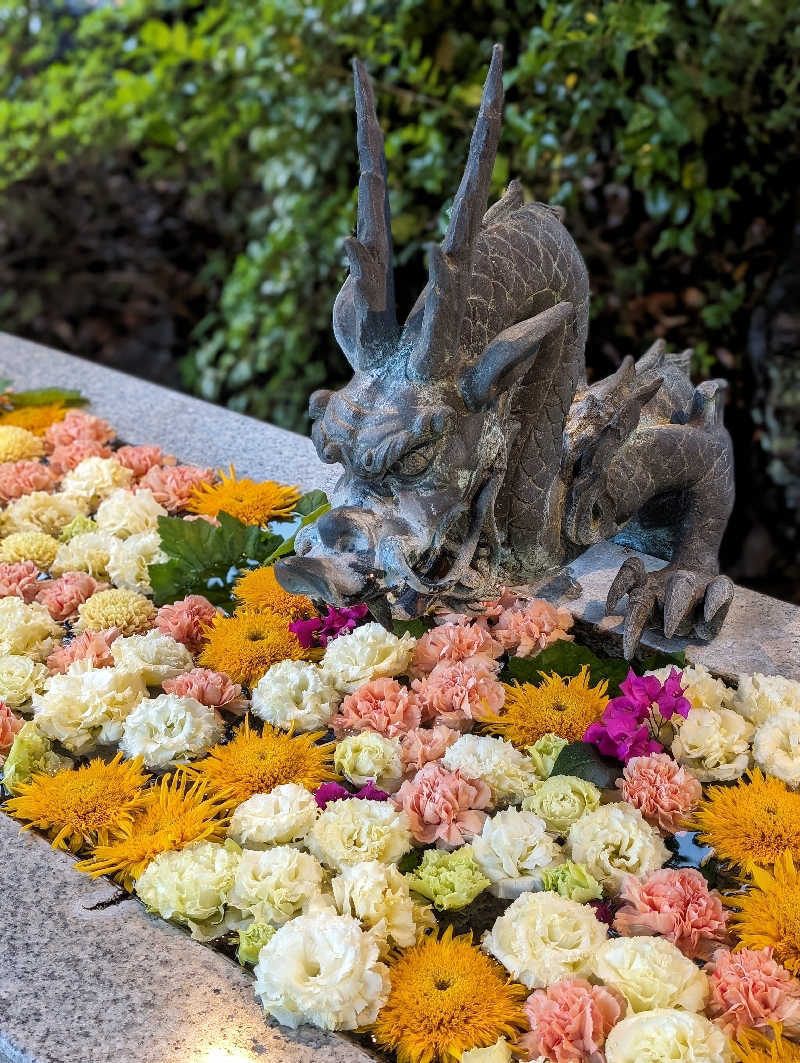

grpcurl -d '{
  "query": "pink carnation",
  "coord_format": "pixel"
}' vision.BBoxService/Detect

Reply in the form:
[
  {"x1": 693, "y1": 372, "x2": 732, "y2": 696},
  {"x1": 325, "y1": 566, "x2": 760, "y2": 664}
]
[
  {"x1": 136, "y1": 465, "x2": 214, "y2": 513},
  {"x1": 613, "y1": 868, "x2": 729, "y2": 960},
  {"x1": 399, "y1": 724, "x2": 461, "y2": 775},
  {"x1": 47, "y1": 439, "x2": 113, "y2": 474},
  {"x1": 706, "y1": 948, "x2": 800, "y2": 1038},
  {"x1": 0, "y1": 561, "x2": 41, "y2": 603},
  {"x1": 46, "y1": 627, "x2": 120, "y2": 675},
  {"x1": 155, "y1": 594, "x2": 218, "y2": 653},
  {"x1": 114, "y1": 445, "x2": 177, "y2": 478},
  {"x1": 482, "y1": 597, "x2": 574, "y2": 657},
  {"x1": 480, "y1": 586, "x2": 520, "y2": 619},
  {"x1": 331, "y1": 677, "x2": 421, "y2": 738},
  {"x1": 45, "y1": 409, "x2": 115, "y2": 450},
  {"x1": 411, "y1": 620, "x2": 503, "y2": 677},
  {"x1": 0, "y1": 460, "x2": 60, "y2": 501},
  {"x1": 412, "y1": 657, "x2": 504, "y2": 729},
  {"x1": 35, "y1": 571, "x2": 109, "y2": 622},
  {"x1": 163, "y1": 668, "x2": 248, "y2": 713},
  {"x1": 0, "y1": 701, "x2": 24, "y2": 764},
  {"x1": 616, "y1": 752, "x2": 702, "y2": 834},
  {"x1": 520, "y1": 978, "x2": 625, "y2": 1063},
  {"x1": 392, "y1": 761, "x2": 490, "y2": 847}
]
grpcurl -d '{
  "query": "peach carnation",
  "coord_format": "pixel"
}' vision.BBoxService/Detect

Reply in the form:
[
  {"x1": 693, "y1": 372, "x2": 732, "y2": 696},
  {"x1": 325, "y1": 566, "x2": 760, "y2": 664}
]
[
  {"x1": 331, "y1": 677, "x2": 422, "y2": 738},
  {"x1": 46, "y1": 627, "x2": 120, "y2": 675},
  {"x1": 0, "y1": 561, "x2": 41, "y2": 603},
  {"x1": 0, "y1": 700, "x2": 24, "y2": 764},
  {"x1": 613, "y1": 868, "x2": 729, "y2": 961},
  {"x1": 136, "y1": 465, "x2": 214, "y2": 513},
  {"x1": 482, "y1": 597, "x2": 574, "y2": 658},
  {"x1": 114, "y1": 445, "x2": 176, "y2": 478},
  {"x1": 47, "y1": 439, "x2": 113, "y2": 474},
  {"x1": 0, "y1": 460, "x2": 60, "y2": 501},
  {"x1": 35, "y1": 571, "x2": 109, "y2": 622},
  {"x1": 154, "y1": 594, "x2": 218, "y2": 654},
  {"x1": 616, "y1": 753, "x2": 702, "y2": 834},
  {"x1": 480, "y1": 587, "x2": 520, "y2": 619},
  {"x1": 399, "y1": 724, "x2": 461, "y2": 775},
  {"x1": 412, "y1": 657, "x2": 505, "y2": 729},
  {"x1": 44, "y1": 409, "x2": 115, "y2": 449},
  {"x1": 520, "y1": 977, "x2": 625, "y2": 1063},
  {"x1": 163, "y1": 668, "x2": 248, "y2": 713},
  {"x1": 411, "y1": 620, "x2": 503, "y2": 677},
  {"x1": 705, "y1": 947, "x2": 800, "y2": 1038},
  {"x1": 392, "y1": 761, "x2": 490, "y2": 847}
]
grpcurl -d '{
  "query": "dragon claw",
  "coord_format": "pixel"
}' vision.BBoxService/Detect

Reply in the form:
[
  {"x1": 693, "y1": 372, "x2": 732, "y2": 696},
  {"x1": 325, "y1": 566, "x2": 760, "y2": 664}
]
[
  {"x1": 698, "y1": 574, "x2": 735, "y2": 638},
  {"x1": 663, "y1": 571, "x2": 702, "y2": 639},
  {"x1": 606, "y1": 556, "x2": 646, "y2": 614},
  {"x1": 623, "y1": 586, "x2": 657, "y2": 661}
]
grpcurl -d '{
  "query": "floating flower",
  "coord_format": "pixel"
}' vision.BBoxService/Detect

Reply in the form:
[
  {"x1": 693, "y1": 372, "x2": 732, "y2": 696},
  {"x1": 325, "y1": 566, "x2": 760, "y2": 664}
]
[
  {"x1": 648, "y1": 663, "x2": 733, "y2": 714},
  {"x1": 134, "y1": 838, "x2": 240, "y2": 934},
  {"x1": 111, "y1": 630, "x2": 194, "y2": 685},
  {"x1": 154, "y1": 593, "x2": 217, "y2": 654},
  {"x1": 399, "y1": 723, "x2": 460, "y2": 774},
  {"x1": 232, "y1": 565, "x2": 316, "y2": 620},
  {"x1": 332, "y1": 676, "x2": 421, "y2": 737},
  {"x1": 46, "y1": 627, "x2": 119, "y2": 675},
  {"x1": 672, "y1": 706, "x2": 754, "y2": 782},
  {"x1": 373, "y1": 926, "x2": 527, "y2": 1063},
  {"x1": 290, "y1": 602, "x2": 369, "y2": 648},
  {"x1": 592, "y1": 935, "x2": 709, "y2": 1013},
  {"x1": 236, "y1": 921, "x2": 276, "y2": 967},
  {"x1": 321, "y1": 621, "x2": 415, "y2": 693},
  {"x1": 227, "y1": 783, "x2": 319, "y2": 848},
  {"x1": 393, "y1": 761, "x2": 491, "y2": 847},
  {"x1": 406, "y1": 845, "x2": 490, "y2": 910},
  {"x1": 617, "y1": 753, "x2": 703, "y2": 833},
  {"x1": 732, "y1": 1025, "x2": 800, "y2": 1063},
  {"x1": 332, "y1": 860, "x2": 431, "y2": 953},
  {"x1": 0, "y1": 560, "x2": 41, "y2": 603},
  {"x1": 494, "y1": 667, "x2": 608, "y2": 747},
  {"x1": 228, "y1": 845, "x2": 326, "y2": 925},
  {"x1": 76, "y1": 588, "x2": 156, "y2": 636},
  {"x1": 585, "y1": 667, "x2": 690, "y2": 762},
  {"x1": 3, "y1": 490, "x2": 86, "y2": 537},
  {"x1": 5, "y1": 753, "x2": 148, "y2": 851},
  {"x1": 520, "y1": 978, "x2": 625, "y2": 1063},
  {"x1": 307, "y1": 797, "x2": 412, "y2": 871},
  {"x1": 336, "y1": 732, "x2": 404, "y2": 793},
  {"x1": 198, "y1": 609, "x2": 308, "y2": 688},
  {"x1": 136, "y1": 464, "x2": 215, "y2": 513},
  {"x1": 461, "y1": 1038, "x2": 514, "y2": 1063},
  {"x1": 163, "y1": 668, "x2": 247, "y2": 712},
  {"x1": 187, "y1": 467, "x2": 300, "y2": 525},
  {"x1": 0, "y1": 426, "x2": 45, "y2": 462},
  {"x1": 566, "y1": 802, "x2": 669, "y2": 895},
  {"x1": 522, "y1": 774, "x2": 601, "y2": 835},
  {"x1": 613, "y1": 868, "x2": 729, "y2": 960},
  {"x1": 114, "y1": 444, "x2": 176, "y2": 478},
  {"x1": 107, "y1": 529, "x2": 167, "y2": 594},
  {"x1": 413, "y1": 657, "x2": 505, "y2": 729},
  {"x1": 528, "y1": 732, "x2": 569, "y2": 778},
  {"x1": 120, "y1": 693, "x2": 223, "y2": 769},
  {"x1": 411, "y1": 620, "x2": 503, "y2": 676},
  {"x1": 44, "y1": 409, "x2": 115, "y2": 448},
  {"x1": 35, "y1": 571, "x2": 108, "y2": 622},
  {"x1": 734, "y1": 672, "x2": 800, "y2": 725},
  {"x1": 250, "y1": 658, "x2": 339, "y2": 731},
  {"x1": 0, "y1": 402, "x2": 67, "y2": 435},
  {"x1": 752, "y1": 708, "x2": 800, "y2": 788},
  {"x1": 0, "y1": 701, "x2": 24, "y2": 764},
  {"x1": 482, "y1": 597, "x2": 574, "y2": 658},
  {"x1": 705, "y1": 947, "x2": 800, "y2": 1039},
  {"x1": 0, "y1": 530, "x2": 59, "y2": 569},
  {"x1": 50, "y1": 531, "x2": 116, "y2": 579},
  {"x1": 472, "y1": 808, "x2": 562, "y2": 897},
  {"x1": 0, "y1": 652, "x2": 50, "y2": 709},
  {"x1": 0, "y1": 720, "x2": 65, "y2": 793},
  {"x1": 47, "y1": 439, "x2": 113, "y2": 474},
  {"x1": 314, "y1": 781, "x2": 352, "y2": 808},
  {"x1": 94, "y1": 487, "x2": 166, "y2": 539},
  {"x1": 59, "y1": 514, "x2": 97, "y2": 542},
  {"x1": 604, "y1": 1009, "x2": 731, "y2": 1063},
  {"x1": 442, "y1": 733, "x2": 540, "y2": 806},
  {"x1": 0, "y1": 460, "x2": 59, "y2": 501},
  {"x1": 728, "y1": 851, "x2": 800, "y2": 975},
  {"x1": 539, "y1": 860, "x2": 603, "y2": 904},
  {"x1": 0, "y1": 596, "x2": 63, "y2": 660},
  {"x1": 59, "y1": 456, "x2": 133, "y2": 507}
]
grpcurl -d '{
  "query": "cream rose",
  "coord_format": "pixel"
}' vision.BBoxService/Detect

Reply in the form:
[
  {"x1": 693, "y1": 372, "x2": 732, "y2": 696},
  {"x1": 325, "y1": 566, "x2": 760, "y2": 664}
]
[
  {"x1": 752, "y1": 707, "x2": 800, "y2": 787},
  {"x1": 0, "y1": 654, "x2": 48, "y2": 708},
  {"x1": 471, "y1": 808, "x2": 562, "y2": 898},
  {"x1": 94, "y1": 487, "x2": 166, "y2": 538},
  {"x1": 251, "y1": 659, "x2": 341, "y2": 731},
  {"x1": 321, "y1": 622, "x2": 415, "y2": 693},
  {"x1": 331, "y1": 860, "x2": 430, "y2": 951},
  {"x1": 566, "y1": 803, "x2": 668, "y2": 895},
  {"x1": 734, "y1": 672, "x2": 800, "y2": 725},
  {"x1": 0, "y1": 597, "x2": 63, "y2": 661},
  {"x1": 592, "y1": 936, "x2": 709, "y2": 1012},
  {"x1": 522, "y1": 775, "x2": 601, "y2": 835},
  {"x1": 306, "y1": 797, "x2": 412, "y2": 871},
  {"x1": 227, "y1": 846, "x2": 326, "y2": 925},
  {"x1": 227, "y1": 784, "x2": 319, "y2": 848},
  {"x1": 106, "y1": 531, "x2": 167, "y2": 594},
  {"x1": 604, "y1": 1009, "x2": 731, "y2": 1063},
  {"x1": 119, "y1": 692, "x2": 223, "y2": 767},
  {"x1": 334, "y1": 731, "x2": 404, "y2": 792},
  {"x1": 442, "y1": 733, "x2": 539, "y2": 805},
  {"x1": 110, "y1": 630, "x2": 194, "y2": 685},
  {"x1": 671, "y1": 706, "x2": 753, "y2": 782}
]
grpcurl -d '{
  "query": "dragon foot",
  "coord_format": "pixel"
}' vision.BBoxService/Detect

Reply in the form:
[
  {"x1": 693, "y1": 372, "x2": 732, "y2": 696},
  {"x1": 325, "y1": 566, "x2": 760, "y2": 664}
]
[{"x1": 606, "y1": 557, "x2": 735, "y2": 659}]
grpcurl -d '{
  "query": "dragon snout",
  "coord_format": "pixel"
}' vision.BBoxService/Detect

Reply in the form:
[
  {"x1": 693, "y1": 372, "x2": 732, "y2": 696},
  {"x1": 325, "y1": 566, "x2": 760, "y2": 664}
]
[{"x1": 315, "y1": 506, "x2": 376, "y2": 554}]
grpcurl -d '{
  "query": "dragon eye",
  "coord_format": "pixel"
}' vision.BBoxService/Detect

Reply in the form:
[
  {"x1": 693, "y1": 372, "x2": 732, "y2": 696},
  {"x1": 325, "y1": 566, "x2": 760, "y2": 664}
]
[{"x1": 393, "y1": 442, "x2": 436, "y2": 478}]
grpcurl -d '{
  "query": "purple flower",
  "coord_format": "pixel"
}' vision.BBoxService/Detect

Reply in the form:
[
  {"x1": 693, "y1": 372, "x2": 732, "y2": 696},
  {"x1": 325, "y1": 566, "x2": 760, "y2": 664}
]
[
  {"x1": 314, "y1": 782, "x2": 350, "y2": 809},
  {"x1": 584, "y1": 666, "x2": 689, "y2": 763},
  {"x1": 354, "y1": 781, "x2": 389, "y2": 802},
  {"x1": 289, "y1": 616, "x2": 323, "y2": 649},
  {"x1": 590, "y1": 900, "x2": 615, "y2": 925},
  {"x1": 289, "y1": 603, "x2": 369, "y2": 649},
  {"x1": 656, "y1": 667, "x2": 691, "y2": 721}
]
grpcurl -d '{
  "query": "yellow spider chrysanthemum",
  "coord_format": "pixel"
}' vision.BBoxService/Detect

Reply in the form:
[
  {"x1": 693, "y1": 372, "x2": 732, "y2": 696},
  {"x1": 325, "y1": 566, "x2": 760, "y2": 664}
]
[
  {"x1": 728, "y1": 850, "x2": 800, "y2": 976},
  {"x1": 0, "y1": 425, "x2": 45, "y2": 462},
  {"x1": 488, "y1": 665, "x2": 609, "y2": 747},
  {"x1": 5, "y1": 754, "x2": 149, "y2": 853},
  {"x1": 198, "y1": 608, "x2": 309, "y2": 687},
  {"x1": 74, "y1": 774, "x2": 229, "y2": 891},
  {"x1": 187, "y1": 465, "x2": 301, "y2": 525},
  {"x1": 232, "y1": 565, "x2": 317, "y2": 621},
  {"x1": 732, "y1": 1025, "x2": 800, "y2": 1063},
  {"x1": 181, "y1": 716, "x2": 336, "y2": 807},
  {"x1": 692, "y1": 768, "x2": 800, "y2": 873},
  {"x1": 0, "y1": 402, "x2": 67, "y2": 435},
  {"x1": 372, "y1": 926, "x2": 527, "y2": 1063},
  {"x1": 75, "y1": 588, "x2": 157, "y2": 636},
  {"x1": 0, "y1": 530, "x2": 59, "y2": 568}
]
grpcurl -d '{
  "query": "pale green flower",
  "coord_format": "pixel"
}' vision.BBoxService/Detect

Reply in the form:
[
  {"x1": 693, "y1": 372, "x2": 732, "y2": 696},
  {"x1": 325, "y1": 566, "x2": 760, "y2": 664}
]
[
  {"x1": 135, "y1": 839, "x2": 241, "y2": 936},
  {"x1": 406, "y1": 845, "x2": 489, "y2": 910},
  {"x1": 237, "y1": 921, "x2": 276, "y2": 966},
  {"x1": 1, "y1": 720, "x2": 66, "y2": 794},
  {"x1": 333, "y1": 731, "x2": 403, "y2": 792},
  {"x1": 527, "y1": 733, "x2": 568, "y2": 778},
  {"x1": 59, "y1": 514, "x2": 98, "y2": 543},
  {"x1": 522, "y1": 774, "x2": 601, "y2": 835},
  {"x1": 540, "y1": 860, "x2": 603, "y2": 903}
]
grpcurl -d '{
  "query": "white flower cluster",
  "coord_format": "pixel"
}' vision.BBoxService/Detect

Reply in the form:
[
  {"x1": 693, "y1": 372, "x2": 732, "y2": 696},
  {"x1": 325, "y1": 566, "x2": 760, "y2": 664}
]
[
  {"x1": 442, "y1": 733, "x2": 539, "y2": 805},
  {"x1": 320, "y1": 622, "x2": 415, "y2": 693},
  {"x1": 120, "y1": 692, "x2": 223, "y2": 768},
  {"x1": 251, "y1": 659, "x2": 341, "y2": 732}
]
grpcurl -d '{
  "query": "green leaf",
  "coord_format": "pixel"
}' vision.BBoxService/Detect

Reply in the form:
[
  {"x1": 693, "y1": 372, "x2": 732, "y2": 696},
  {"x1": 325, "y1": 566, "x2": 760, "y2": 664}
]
[
  {"x1": 293, "y1": 489, "x2": 328, "y2": 516},
  {"x1": 638, "y1": 649, "x2": 686, "y2": 672},
  {"x1": 392, "y1": 618, "x2": 431, "y2": 638},
  {"x1": 262, "y1": 501, "x2": 330, "y2": 563},
  {"x1": 550, "y1": 741, "x2": 621, "y2": 789},
  {"x1": 504, "y1": 642, "x2": 630, "y2": 696},
  {"x1": 9, "y1": 387, "x2": 88, "y2": 408}
]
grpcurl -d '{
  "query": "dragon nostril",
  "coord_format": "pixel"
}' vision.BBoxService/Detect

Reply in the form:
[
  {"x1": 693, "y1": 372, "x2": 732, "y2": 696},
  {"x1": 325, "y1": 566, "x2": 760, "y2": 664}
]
[{"x1": 317, "y1": 509, "x2": 372, "y2": 553}]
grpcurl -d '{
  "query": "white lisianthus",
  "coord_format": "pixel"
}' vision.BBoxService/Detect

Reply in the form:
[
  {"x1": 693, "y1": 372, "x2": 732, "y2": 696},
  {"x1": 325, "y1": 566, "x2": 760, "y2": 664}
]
[
  {"x1": 227, "y1": 846, "x2": 326, "y2": 925},
  {"x1": 471, "y1": 808, "x2": 563, "y2": 898},
  {"x1": 33, "y1": 661, "x2": 148, "y2": 754},
  {"x1": 592, "y1": 936, "x2": 709, "y2": 1013},
  {"x1": 135, "y1": 839, "x2": 241, "y2": 934},
  {"x1": 334, "y1": 731, "x2": 404, "y2": 792},
  {"x1": 253, "y1": 910, "x2": 390, "y2": 1030},
  {"x1": 734, "y1": 672, "x2": 800, "y2": 725},
  {"x1": 0, "y1": 654, "x2": 48, "y2": 708},
  {"x1": 566, "y1": 803, "x2": 668, "y2": 895},
  {"x1": 106, "y1": 531, "x2": 167, "y2": 594},
  {"x1": 321, "y1": 622, "x2": 415, "y2": 693},
  {"x1": 671, "y1": 706, "x2": 753, "y2": 782},
  {"x1": 648, "y1": 663, "x2": 733, "y2": 714},
  {"x1": 461, "y1": 1040, "x2": 514, "y2": 1063},
  {"x1": 251, "y1": 659, "x2": 341, "y2": 731},
  {"x1": 522, "y1": 775, "x2": 601, "y2": 835},
  {"x1": 50, "y1": 531, "x2": 116, "y2": 578},
  {"x1": 442, "y1": 733, "x2": 539, "y2": 805},
  {"x1": 119, "y1": 693, "x2": 223, "y2": 768},
  {"x1": 605, "y1": 1010, "x2": 731, "y2": 1063},
  {"x1": 482, "y1": 890, "x2": 607, "y2": 988},
  {"x1": 111, "y1": 630, "x2": 194, "y2": 685},
  {"x1": 94, "y1": 487, "x2": 166, "y2": 539},
  {"x1": 2, "y1": 491, "x2": 87, "y2": 537},
  {"x1": 306, "y1": 797, "x2": 412, "y2": 871},
  {"x1": 331, "y1": 860, "x2": 430, "y2": 952},
  {"x1": 60, "y1": 456, "x2": 133, "y2": 508},
  {"x1": 753, "y1": 707, "x2": 800, "y2": 787},
  {"x1": 0, "y1": 597, "x2": 63, "y2": 661},
  {"x1": 227, "y1": 784, "x2": 319, "y2": 848}
]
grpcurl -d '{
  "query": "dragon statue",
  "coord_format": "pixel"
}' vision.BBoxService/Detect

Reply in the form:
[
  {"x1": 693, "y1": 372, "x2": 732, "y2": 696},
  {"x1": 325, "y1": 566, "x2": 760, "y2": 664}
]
[{"x1": 275, "y1": 45, "x2": 735, "y2": 658}]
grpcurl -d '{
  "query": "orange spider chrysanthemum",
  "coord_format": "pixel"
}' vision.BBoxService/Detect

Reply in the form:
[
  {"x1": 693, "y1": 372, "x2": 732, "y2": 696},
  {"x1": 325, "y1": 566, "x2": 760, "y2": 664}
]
[
  {"x1": 727, "y1": 850, "x2": 800, "y2": 976},
  {"x1": 181, "y1": 716, "x2": 336, "y2": 807},
  {"x1": 488, "y1": 666, "x2": 609, "y2": 747},
  {"x1": 198, "y1": 608, "x2": 310, "y2": 687},
  {"x1": 232, "y1": 565, "x2": 316, "y2": 621},
  {"x1": 74, "y1": 774, "x2": 229, "y2": 891},
  {"x1": 5, "y1": 754, "x2": 149, "y2": 853},
  {"x1": 187, "y1": 465, "x2": 301, "y2": 525},
  {"x1": 0, "y1": 402, "x2": 68, "y2": 435}
]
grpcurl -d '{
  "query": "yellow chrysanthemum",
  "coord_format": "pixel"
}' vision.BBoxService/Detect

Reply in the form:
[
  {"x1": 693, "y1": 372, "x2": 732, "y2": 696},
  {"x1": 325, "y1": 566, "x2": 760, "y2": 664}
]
[
  {"x1": 0, "y1": 425, "x2": 45, "y2": 462},
  {"x1": 5, "y1": 753, "x2": 149, "y2": 852},
  {"x1": 74, "y1": 774, "x2": 228, "y2": 891},
  {"x1": 372, "y1": 926, "x2": 527, "y2": 1063},
  {"x1": 75, "y1": 588, "x2": 156, "y2": 636},
  {"x1": 693, "y1": 769, "x2": 800, "y2": 873},
  {"x1": 0, "y1": 530, "x2": 58, "y2": 568},
  {"x1": 488, "y1": 666, "x2": 609, "y2": 747},
  {"x1": 232, "y1": 565, "x2": 316, "y2": 620},
  {"x1": 732, "y1": 1025, "x2": 800, "y2": 1063},
  {"x1": 727, "y1": 850, "x2": 800, "y2": 975},
  {"x1": 0, "y1": 402, "x2": 67, "y2": 435},
  {"x1": 198, "y1": 608, "x2": 309, "y2": 687},
  {"x1": 186, "y1": 465, "x2": 301, "y2": 525},
  {"x1": 181, "y1": 716, "x2": 336, "y2": 807}
]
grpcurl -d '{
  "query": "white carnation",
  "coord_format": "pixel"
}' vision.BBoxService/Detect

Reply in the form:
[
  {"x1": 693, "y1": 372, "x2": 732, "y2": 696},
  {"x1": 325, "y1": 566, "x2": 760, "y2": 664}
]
[
  {"x1": 321, "y1": 622, "x2": 415, "y2": 693},
  {"x1": 0, "y1": 597, "x2": 63, "y2": 661},
  {"x1": 60, "y1": 456, "x2": 133, "y2": 508},
  {"x1": 648, "y1": 663, "x2": 733, "y2": 713},
  {"x1": 482, "y1": 890, "x2": 607, "y2": 988},
  {"x1": 51, "y1": 531, "x2": 117, "y2": 578},
  {"x1": 95, "y1": 487, "x2": 166, "y2": 538},
  {"x1": 0, "y1": 654, "x2": 48, "y2": 708},
  {"x1": 111, "y1": 630, "x2": 193, "y2": 685},
  {"x1": 119, "y1": 692, "x2": 223, "y2": 768},
  {"x1": 227, "y1": 846, "x2": 326, "y2": 925},
  {"x1": 306, "y1": 797, "x2": 412, "y2": 871},
  {"x1": 251, "y1": 659, "x2": 340, "y2": 731},
  {"x1": 461, "y1": 1041, "x2": 515, "y2": 1063},
  {"x1": 734, "y1": 672, "x2": 800, "y2": 725},
  {"x1": 442, "y1": 733, "x2": 539, "y2": 805},
  {"x1": 753, "y1": 707, "x2": 800, "y2": 787},
  {"x1": 334, "y1": 731, "x2": 404, "y2": 792},
  {"x1": 671, "y1": 706, "x2": 753, "y2": 782},
  {"x1": 331, "y1": 860, "x2": 428, "y2": 952},
  {"x1": 106, "y1": 531, "x2": 167, "y2": 594},
  {"x1": 592, "y1": 937, "x2": 709, "y2": 1013},
  {"x1": 2, "y1": 491, "x2": 87, "y2": 536},
  {"x1": 227, "y1": 784, "x2": 319, "y2": 847},
  {"x1": 566, "y1": 802, "x2": 668, "y2": 895},
  {"x1": 253, "y1": 910, "x2": 389, "y2": 1030},
  {"x1": 472, "y1": 808, "x2": 563, "y2": 898},
  {"x1": 605, "y1": 1010, "x2": 731, "y2": 1063},
  {"x1": 135, "y1": 839, "x2": 240, "y2": 932}
]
